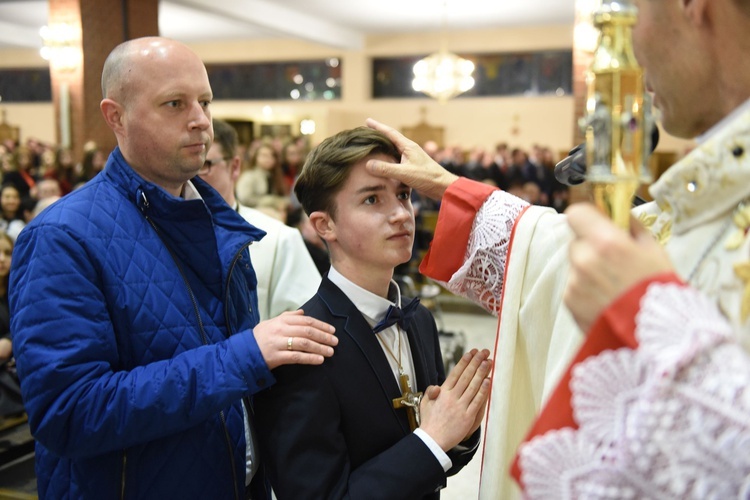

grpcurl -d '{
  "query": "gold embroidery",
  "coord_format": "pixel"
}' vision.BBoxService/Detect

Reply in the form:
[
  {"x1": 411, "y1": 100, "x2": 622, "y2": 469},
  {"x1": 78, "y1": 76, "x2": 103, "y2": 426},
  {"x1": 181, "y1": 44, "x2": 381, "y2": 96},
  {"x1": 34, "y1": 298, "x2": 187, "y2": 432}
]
[
  {"x1": 639, "y1": 212, "x2": 672, "y2": 247},
  {"x1": 727, "y1": 204, "x2": 750, "y2": 251},
  {"x1": 733, "y1": 260, "x2": 750, "y2": 323},
  {"x1": 655, "y1": 218, "x2": 673, "y2": 246},
  {"x1": 638, "y1": 213, "x2": 658, "y2": 228},
  {"x1": 726, "y1": 232, "x2": 746, "y2": 251}
]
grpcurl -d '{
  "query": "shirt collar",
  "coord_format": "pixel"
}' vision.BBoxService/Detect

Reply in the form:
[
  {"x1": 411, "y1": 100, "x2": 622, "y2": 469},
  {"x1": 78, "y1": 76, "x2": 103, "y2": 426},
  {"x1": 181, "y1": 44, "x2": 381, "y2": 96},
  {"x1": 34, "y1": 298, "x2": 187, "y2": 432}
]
[
  {"x1": 180, "y1": 180, "x2": 203, "y2": 201},
  {"x1": 327, "y1": 266, "x2": 402, "y2": 325}
]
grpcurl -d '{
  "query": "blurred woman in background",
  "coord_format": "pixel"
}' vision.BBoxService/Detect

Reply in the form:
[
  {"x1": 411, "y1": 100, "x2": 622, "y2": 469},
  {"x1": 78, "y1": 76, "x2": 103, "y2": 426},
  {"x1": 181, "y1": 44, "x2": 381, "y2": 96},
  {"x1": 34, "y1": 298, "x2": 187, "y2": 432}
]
[{"x1": 236, "y1": 142, "x2": 288, "y2": 207}]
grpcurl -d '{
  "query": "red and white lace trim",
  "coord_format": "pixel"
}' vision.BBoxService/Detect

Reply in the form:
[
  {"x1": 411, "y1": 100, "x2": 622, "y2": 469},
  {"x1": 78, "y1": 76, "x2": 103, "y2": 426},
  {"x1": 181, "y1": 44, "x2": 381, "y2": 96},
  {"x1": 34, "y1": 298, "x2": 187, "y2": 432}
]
[
  {"x1": 444, "y1": 190, "x2": 528, "y2": 315},
  {"x1": 520, "y1": 282, "x2": 750, "y2": 499}
]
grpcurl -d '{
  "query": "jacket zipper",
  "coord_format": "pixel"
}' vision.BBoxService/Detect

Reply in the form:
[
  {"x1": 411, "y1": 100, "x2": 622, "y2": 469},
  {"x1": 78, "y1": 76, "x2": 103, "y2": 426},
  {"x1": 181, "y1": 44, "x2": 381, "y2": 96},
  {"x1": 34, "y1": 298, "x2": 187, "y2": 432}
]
[
  {"x1": 224, "y1": 242, "x2": 261, "y2": 495},
  {"x1": 139, "y1": 190, "x2": 240, "y2": 500},
  {"x1": 120, "y1": 451, "x2": 127, "y2": 500},
  {"x1": 223, "y1": 244, "x2": 254, "y2": 333}
]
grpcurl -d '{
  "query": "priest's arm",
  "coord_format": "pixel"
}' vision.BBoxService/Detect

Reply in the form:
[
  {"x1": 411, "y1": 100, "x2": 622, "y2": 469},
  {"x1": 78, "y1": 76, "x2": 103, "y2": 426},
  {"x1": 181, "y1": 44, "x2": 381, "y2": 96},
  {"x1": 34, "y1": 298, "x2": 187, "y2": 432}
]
[{"x1": 518, "y1": 204, "x2": 750, "y2": 497}]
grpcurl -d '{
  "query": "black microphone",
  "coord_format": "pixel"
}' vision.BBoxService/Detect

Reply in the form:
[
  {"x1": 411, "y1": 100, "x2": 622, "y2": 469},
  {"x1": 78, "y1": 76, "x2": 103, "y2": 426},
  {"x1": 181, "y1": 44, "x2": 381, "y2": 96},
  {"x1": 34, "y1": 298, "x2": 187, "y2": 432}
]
[
  {"x1": 554, "y1": 126, "x2": 660, "y2": 186},
  {"x1": 554, "y1": 143, "x2": 586, "y2": 185}
]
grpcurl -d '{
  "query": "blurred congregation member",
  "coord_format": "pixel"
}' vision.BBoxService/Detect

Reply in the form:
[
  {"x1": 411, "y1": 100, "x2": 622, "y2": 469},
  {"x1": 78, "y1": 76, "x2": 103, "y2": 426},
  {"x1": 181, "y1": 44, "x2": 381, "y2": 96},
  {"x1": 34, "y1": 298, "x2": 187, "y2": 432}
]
[
  {"x1": 0, "y1": 232, "x2": 14, "y2": 352},
  {"x1": 76, "y1": 146, "x2": 107, "y2": 187},
  {"x1": 45, "y1": 147, "x2": 77, "y2": 195},
  {"x1": 0, "y1": 185, "x2": 25, "y2": 241},
  {"x1": 37, "y1": 147, "x2": 57, "y2": 178},
  {"x1": 236, "y1": 143, "x2": 288, "y2": 207},
  {"x1": 0, "y1": 231, "x2": 23, "y2": 418},
  {"x1": 279, "y1": 141, "x2": 305, "y2": 192},
  {"x1": 254, "y1": 194, "x2": 292, "y2": 223},
  {"x1": 0, "y1": 232, "x2": 13, "y2": 350},
  {"x1": 0, "y1": 145, "x2": 13, "y2": 174},
  {"x1": 4, "y1": 146, "x2": 36, "y2": 199},
  {"x1": 36, "y1": 179, "x2": 63, "y2": 200}
]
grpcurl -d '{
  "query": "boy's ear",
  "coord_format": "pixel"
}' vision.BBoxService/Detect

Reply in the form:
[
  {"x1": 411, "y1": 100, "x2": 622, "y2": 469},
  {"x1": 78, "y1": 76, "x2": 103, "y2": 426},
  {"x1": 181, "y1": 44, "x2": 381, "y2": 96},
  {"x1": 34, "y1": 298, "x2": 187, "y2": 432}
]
[
  {"x1": 682, "y1": 0, "x2": 710, "y2": 26},
  {"x1": 309, "y1": 211, "x2": 336, "y2": 242}
]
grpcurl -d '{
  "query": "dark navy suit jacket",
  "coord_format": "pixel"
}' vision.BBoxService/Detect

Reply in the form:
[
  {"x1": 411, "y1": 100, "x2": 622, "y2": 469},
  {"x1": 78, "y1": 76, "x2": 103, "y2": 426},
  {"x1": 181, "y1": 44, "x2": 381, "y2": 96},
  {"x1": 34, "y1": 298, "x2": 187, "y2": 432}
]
[{"x1": 254, "y1": 276, "x2": 480, "y2": 499}]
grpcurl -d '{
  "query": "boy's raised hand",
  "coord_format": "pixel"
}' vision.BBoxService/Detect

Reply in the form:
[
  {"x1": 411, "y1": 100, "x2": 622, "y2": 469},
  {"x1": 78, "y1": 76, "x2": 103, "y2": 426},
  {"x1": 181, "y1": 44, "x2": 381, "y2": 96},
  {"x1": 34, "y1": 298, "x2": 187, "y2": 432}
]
[{"x1": 419, "y1": 348, "x2": 492, "y2": 451}]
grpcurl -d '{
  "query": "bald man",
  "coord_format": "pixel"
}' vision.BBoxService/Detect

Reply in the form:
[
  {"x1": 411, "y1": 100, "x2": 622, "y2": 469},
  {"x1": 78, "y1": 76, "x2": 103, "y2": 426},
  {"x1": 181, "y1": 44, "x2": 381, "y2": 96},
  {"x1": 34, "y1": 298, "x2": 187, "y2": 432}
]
[{"x1": 10, "y1": 37, "x2": 338, "y2": 500}]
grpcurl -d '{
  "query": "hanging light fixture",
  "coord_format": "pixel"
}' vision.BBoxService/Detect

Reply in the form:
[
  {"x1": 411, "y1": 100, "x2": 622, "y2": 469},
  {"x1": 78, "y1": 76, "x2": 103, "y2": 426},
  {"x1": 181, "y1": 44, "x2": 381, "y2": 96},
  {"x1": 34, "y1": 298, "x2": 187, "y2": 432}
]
[
  {"x1": 39, "y1": 23, "x2": 80, "y2": 72},
  {"x1": 39, "y1": 22, "x2": 80, "y2": 149},
  {"x1": 412, "y1": 1, "x2": 475, "y2": 103}
]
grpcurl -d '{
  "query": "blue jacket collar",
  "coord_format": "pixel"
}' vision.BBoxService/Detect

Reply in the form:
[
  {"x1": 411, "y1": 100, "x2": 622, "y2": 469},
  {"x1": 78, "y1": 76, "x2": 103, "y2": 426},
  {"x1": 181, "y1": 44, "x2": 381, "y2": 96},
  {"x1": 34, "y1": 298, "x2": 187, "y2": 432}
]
[{"x1": 102, "y1": 147, "x2": 266, "y2": 243}]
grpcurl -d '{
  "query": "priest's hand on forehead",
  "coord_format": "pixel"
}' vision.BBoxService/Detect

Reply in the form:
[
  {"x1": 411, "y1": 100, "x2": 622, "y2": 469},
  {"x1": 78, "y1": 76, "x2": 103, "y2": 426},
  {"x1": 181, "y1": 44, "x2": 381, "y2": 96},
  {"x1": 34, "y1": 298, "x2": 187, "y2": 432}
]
[{"x1": 365, "y1": 118, "x2": 458, "y2": 200}]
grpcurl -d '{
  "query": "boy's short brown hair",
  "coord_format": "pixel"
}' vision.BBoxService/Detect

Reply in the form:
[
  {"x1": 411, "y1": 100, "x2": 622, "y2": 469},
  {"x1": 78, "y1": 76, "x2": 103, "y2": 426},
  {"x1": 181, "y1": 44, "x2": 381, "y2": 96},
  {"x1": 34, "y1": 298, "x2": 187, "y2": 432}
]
[{"x1": 294, "y1": 127, "x2": 399, "y2": 219}]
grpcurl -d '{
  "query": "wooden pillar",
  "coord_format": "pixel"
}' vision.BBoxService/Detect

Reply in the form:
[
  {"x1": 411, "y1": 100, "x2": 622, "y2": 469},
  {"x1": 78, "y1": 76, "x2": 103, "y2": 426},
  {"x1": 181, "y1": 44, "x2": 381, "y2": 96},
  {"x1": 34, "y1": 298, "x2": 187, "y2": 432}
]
[{"x1": 48, "y1": 0, "x2": 158, "y2": 161}]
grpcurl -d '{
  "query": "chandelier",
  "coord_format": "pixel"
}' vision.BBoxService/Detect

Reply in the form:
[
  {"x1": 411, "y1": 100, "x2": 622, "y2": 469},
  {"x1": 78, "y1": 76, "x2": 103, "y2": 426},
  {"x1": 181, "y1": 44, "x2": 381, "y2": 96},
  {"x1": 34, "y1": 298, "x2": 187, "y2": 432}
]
[
  {"x1": 411, "y1": 1, "x2": 475, "y2": 103},
  {"x1": 39, "y1": 23, "x2": 80, "y2": 72},
  {"x1": 412, "y1": 51, "x2": 475, "y2": 103}
]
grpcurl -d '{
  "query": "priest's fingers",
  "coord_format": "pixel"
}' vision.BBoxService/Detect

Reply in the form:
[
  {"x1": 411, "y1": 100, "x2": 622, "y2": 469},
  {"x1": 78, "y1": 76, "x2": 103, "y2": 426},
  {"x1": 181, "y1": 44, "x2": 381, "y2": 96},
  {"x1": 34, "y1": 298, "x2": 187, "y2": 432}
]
[
  {"x1": 365, "y1": 118, "x2": 419, "y2": 153},
  {"x1": 565, "y1": 234, "x2": 623, "y2": 331},
  {"x1": 566, "y1": 202, "x2": 623, "y2": 241},
  {"x1": 253, "y1": 310, "x2": 337, "y2": 370},
  {"x1": 565, "y1": 204, "x2": 675, "y2": 331},
  {"x1": 365, "y1": 118, "x2": 458, "y2": 200}
]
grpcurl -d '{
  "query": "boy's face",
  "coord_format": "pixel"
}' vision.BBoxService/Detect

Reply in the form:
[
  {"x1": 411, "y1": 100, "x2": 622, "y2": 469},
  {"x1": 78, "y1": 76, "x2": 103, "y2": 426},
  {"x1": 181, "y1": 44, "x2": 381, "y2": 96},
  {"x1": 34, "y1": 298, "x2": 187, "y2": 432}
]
[{"x1": 319, "y1": 154, "x2": 415, "y2": 276}]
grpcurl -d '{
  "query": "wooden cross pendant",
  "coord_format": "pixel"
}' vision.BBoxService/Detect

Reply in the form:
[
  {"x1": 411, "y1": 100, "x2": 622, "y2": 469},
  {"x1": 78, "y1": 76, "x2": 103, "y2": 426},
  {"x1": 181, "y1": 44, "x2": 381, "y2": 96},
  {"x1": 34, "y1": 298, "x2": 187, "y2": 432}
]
[{"x1": 392, "y1": 372, "x2": 423, "y2": 431}]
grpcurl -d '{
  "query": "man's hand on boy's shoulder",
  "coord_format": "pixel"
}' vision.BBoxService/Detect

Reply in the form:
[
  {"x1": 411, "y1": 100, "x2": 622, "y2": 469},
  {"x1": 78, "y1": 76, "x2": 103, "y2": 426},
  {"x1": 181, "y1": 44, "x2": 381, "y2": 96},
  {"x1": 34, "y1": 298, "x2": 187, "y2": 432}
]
[
  {"x1": 418, "y1": 349, "x2": 492, "y2": 451},
  {"x1": 253, "y1": 310, "x2": 338, "y2": 369}
]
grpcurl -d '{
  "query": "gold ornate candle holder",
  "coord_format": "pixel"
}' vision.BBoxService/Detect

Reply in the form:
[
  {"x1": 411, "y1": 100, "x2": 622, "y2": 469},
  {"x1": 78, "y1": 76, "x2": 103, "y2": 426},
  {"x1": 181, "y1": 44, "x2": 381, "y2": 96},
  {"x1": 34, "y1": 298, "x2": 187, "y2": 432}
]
[{"x1": 581, "y1": 0, "x2": 654, "y2": 228}]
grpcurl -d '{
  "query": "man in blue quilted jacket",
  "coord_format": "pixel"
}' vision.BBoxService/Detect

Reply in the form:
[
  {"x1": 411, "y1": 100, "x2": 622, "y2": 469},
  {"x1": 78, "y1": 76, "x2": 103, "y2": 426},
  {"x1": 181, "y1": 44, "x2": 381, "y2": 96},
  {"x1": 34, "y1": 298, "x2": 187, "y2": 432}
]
[{"x1": 9, "y1": 37, "x2": 339, "y2": 500}]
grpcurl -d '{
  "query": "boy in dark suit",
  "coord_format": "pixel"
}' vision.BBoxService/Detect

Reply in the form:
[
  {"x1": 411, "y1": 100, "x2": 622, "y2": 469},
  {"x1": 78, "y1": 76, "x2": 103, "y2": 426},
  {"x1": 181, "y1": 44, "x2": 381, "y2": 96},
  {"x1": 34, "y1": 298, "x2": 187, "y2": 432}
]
[{"x1": 253, "y1": 127, "x2": 492, "y2": 499}]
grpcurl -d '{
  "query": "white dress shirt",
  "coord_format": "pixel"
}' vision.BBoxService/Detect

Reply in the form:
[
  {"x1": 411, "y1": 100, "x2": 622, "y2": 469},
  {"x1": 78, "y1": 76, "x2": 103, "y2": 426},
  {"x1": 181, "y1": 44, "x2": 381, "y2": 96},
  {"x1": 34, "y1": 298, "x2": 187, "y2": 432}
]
[{"x1": 327, "y1": 266, "x2": 452, "y2": 472}]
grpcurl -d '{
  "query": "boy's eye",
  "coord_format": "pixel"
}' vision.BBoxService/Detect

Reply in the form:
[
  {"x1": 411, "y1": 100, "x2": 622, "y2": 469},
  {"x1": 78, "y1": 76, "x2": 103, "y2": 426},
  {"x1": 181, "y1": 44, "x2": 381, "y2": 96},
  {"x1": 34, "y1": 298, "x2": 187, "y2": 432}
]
[
  {"x1": 364, "y1": 195, "x2": 377, "y2": 205},
  {"x1": 397, "y1": 191, "x2": 411, "y2": 200},
  {"x1": 166, "y1": 100, "x2": 180, "y2": 108}
]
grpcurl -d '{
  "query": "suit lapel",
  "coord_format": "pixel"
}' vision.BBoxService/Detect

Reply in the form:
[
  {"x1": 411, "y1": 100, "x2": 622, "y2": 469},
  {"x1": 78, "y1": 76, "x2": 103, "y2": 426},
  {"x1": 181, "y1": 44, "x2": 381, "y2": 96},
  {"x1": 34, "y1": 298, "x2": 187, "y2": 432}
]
[
  {"x1": 403, "y1": 309, "x2": 431, "y2": 392},
  {"x1": 317, "y1": 277, "x2": 404, "y2": 408}
]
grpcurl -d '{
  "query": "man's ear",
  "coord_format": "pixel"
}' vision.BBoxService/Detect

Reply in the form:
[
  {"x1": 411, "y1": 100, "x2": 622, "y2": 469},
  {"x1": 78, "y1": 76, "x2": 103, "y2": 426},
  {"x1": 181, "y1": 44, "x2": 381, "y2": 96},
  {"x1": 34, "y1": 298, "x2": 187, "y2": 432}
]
[
  {"x1": 230, "y1": 155, "x2": 242, "y2": 183},
  {"x1": 682, "y1": 0, "x2": 710, "y2": 26},
  {"x1": 309, "y1": 211, "x2": 336, "y2": 242},
  {"x1": 100, "y1": 99, "x2": 125, "y2": 134}
]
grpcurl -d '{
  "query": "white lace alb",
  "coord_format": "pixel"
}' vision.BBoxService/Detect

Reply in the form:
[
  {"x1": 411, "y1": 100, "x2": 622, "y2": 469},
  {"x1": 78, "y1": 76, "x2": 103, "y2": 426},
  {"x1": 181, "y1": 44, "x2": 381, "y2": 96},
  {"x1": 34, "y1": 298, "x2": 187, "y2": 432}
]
[
  {"x1": 520, "y1": 283, "x2": 750, "y2": 499},
  {"x1": 444, "y1": 190, "x2": 528, "y2": 315}
]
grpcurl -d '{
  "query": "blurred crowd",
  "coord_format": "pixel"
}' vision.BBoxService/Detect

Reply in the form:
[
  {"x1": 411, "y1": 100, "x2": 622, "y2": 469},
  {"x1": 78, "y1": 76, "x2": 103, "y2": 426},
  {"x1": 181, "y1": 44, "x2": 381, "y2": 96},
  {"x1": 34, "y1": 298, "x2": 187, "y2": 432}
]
[
  {"x1": 0, "y1": 133, "x2": 570, "y2": 283},
  {"x1": 0, "y1": 138, "x2": 107, "y2": 243},
  {"x1": 422, "y1": 140, "x2": 570, "y2": 213}
]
